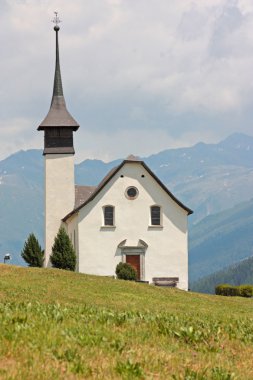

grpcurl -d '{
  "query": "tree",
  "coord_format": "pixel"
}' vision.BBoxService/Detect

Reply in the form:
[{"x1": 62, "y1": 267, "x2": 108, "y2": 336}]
[
  {"x1": 21, "y1": 233, "x2": 44, "y2": 267},
  {"x1": 50, "y1": 227, "x2": 76, "y2": 271}
]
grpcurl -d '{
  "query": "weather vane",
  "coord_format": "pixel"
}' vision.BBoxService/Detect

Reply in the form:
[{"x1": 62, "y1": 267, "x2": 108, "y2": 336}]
[{"x1": 52, "y1": 11, "x2": 61, "y2": 29}]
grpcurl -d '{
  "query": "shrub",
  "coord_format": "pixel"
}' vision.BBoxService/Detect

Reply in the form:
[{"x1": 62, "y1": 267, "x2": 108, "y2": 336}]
[
  {"x1": 215, "y1": 284, "x2": 253, "y2": 297},
  {"x1": 215, "y1": 284, "x2": 237, "y2": 296},
  {"x1": 238, "y1": 285, "x2": 253, "y2": 298},
  {"x1": 215, "y1": 284, "x2": 229, "y2": 296},
  {"x1": 50, "y1": 227, "x2": 76, "y2": 271},
  {"x1": 21, "y1": 233, "x2": 44, "y2": 267},
  {"x1": 116, "y1": 262, "x2": 137, "y2": 281},
  {"x1": 229, "y1": 285, "x2": 238, "y2": 297}
]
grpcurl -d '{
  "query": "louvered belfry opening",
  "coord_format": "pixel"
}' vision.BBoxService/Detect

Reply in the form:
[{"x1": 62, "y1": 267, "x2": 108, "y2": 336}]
[{"x1": 44, "y1": 128, "x2": 74, "y2": 154}]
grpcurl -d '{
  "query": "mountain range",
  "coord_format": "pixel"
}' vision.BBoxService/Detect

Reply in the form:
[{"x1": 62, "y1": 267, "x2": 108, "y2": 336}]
[{"x1": 0, "y1": 132, "x2": 253, "y2": 272}]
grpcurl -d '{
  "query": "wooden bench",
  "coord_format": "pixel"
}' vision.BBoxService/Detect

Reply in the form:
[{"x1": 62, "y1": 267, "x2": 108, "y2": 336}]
[{"x1": 152, "y1": 277, "x2": 179, "y2": 287}]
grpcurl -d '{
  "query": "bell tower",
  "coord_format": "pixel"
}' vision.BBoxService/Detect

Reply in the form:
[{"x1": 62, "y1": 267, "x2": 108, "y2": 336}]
[{"x1": 38, "y1": 13, "x2": 79, "y2": 266}]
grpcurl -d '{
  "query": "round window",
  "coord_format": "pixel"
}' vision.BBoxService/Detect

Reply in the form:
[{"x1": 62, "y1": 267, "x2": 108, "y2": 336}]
[{"x1": 125, "y1": 186, "x2": 139, "y2": 200}]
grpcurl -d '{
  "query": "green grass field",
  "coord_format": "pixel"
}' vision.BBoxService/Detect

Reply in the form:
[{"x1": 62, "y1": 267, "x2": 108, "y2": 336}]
[{"x1": 0, "y1": 265, "x2": 253, "y2": 379}]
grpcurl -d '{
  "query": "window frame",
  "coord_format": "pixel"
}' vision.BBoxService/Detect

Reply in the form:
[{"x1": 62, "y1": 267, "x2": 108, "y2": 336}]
[
  {"x1": 125, "y1": 186, "x2": 139, "y2": 200},
  {"x1": 150, "y1": 205, "x2": 162, "y2": 226},
  {"x1": 103, "y1": 205, "x2": 115, "y2": 226}
]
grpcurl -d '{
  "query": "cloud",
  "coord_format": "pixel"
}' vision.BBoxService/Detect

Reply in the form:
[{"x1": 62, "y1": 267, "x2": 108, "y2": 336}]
[
  {"x1": 0, "y1": 117, "x2": 41, "y2": 159},
  {"x1": 1, "y1": 0, "x2": 253, "y2": 161}
]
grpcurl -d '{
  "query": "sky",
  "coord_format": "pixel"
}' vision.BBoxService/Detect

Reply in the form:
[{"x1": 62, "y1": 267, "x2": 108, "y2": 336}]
[{"x1": 1, "y1": 0, "x2": 253, "y2": 162}]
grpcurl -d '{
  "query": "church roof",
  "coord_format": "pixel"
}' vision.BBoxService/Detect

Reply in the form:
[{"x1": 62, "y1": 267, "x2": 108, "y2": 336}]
[
  {"x1": 63, "y1": 158, "x2": 193, "y2": 222},
  {"x1": 75, "y1": 185, "x2": 96, "y2": 208},
  {"x1": 38, "y1": 22, "x2": 79, "y2": 131}
]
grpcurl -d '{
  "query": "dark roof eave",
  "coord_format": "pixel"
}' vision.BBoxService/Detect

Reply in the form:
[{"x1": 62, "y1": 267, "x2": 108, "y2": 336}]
[
  {"x1": 140, "y1": 161, "x2": 193, "y2": 215},
  {"x1": 62, "y1": 160, "x2": 193, "y2": 222},
  {"x1": 43, "y1": 147, "x2": 75, "y2": 155},
  {"x1": 37, "y1": 125, "x2": 79, "y2": 131},
  {"x1": 37, "y1": 95, "x2": 80, "y2": 131}
]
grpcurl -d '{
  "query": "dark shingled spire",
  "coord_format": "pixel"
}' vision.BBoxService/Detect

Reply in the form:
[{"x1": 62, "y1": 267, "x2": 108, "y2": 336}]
[
  {"x1": 38, "y1": 18, "x2": 79, "y2": 131},
  {"x1": 52, "y1": 25, "x2": 63, "y2": 97}
]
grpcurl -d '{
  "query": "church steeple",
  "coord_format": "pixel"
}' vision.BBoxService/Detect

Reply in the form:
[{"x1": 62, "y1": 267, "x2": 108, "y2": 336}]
[
  {"x1": 38, "y1": 14, "x2": 78, "y2": 267},
  {"x1": 38, "y1": 13, "x2": 79, "y2": 154}
]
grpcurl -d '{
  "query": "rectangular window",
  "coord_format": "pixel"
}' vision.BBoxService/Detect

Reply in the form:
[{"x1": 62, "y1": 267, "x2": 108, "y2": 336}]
[
  {"x1": 151, "y1": 206, "x2": 161, "y2": 225},
  {"x1": 104, "y1": 206, "x2": 114, "y2": 226}
]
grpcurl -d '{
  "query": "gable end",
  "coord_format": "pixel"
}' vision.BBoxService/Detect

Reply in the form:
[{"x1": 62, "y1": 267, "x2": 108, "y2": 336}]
[{"x1": 62, "y1": 159, "x2": 193, "y2": 222}]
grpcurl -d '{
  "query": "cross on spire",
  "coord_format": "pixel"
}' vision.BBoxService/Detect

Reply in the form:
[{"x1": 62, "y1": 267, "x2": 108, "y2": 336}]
[{"x1": 52, "y1": 11, "x2": 61, "y2": 29}]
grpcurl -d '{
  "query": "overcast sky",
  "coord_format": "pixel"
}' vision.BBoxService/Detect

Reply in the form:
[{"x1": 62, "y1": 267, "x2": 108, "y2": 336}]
[{"x1": 1, "y1": 0, "x2": 253, "y2": 162}]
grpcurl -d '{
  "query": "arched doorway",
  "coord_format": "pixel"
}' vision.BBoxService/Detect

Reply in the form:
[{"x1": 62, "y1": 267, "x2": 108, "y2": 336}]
[{"x1": 118, "y1": 239, "x2": 148, "y2": 281}]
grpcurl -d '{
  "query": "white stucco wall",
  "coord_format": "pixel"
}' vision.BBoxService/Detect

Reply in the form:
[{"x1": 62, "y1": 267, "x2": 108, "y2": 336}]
[
  {"x1": 45, "y1": 154, "x2": 75, "y2": 266},
  {"x1": 66, "y1": 214, "x2": 79, "y2": 272},
  {"x1": 65, "y1": 162, "x2": 189, "y2": 290}
]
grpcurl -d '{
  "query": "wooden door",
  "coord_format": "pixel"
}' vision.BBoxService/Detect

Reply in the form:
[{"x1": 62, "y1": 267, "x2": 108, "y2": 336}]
[{"x1": 126, "y1": 255, "x2": 140, "y2": 280}]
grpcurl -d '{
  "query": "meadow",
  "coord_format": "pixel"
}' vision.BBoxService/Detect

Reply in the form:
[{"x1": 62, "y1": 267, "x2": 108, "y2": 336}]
[{"x1": 0, "y1": 264, "x2": 253, "y2": 379}]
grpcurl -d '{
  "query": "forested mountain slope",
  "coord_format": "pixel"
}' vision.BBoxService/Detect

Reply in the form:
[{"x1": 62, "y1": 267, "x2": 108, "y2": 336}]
[
  {"x1": 189, "y1": 198, "x2": 253, "y2": 282},
  {"x1": 191, "y1": 256, "x2": 253, "y2": 294}
]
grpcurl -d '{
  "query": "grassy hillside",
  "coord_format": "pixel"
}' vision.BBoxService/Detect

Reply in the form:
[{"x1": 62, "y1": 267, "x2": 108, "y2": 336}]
[
  {"x1": 0, "y1": 266, "x2": 253, "y2": 379},
  {"x1": 191, "y1": 256, "x2": 253, "y2": 294},
  {"x1": 189, "y1": 198, "x2": 253, "y2": 282}
]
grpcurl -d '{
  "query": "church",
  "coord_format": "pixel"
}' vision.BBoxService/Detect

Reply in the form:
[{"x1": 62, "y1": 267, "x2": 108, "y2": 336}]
[{"x1": 38, "y1": 18, "x2": 193, "y2": 291}]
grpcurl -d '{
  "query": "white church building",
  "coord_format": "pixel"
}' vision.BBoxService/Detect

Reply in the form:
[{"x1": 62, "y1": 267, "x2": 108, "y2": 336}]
[{"x1": 38, "y1": 19, "x2": 193, "y2": 290}]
